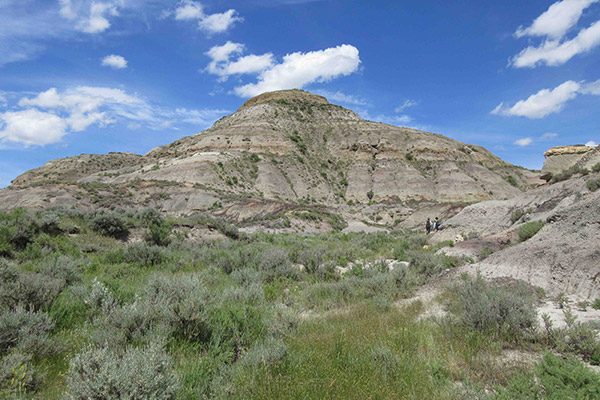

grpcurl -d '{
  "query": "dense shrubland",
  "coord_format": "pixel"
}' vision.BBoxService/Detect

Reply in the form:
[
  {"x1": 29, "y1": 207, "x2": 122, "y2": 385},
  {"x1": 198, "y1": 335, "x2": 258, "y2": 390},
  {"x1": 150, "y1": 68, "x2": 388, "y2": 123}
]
[{"x1": 0, "y1": 207, "x2": 598, "y2": 399}]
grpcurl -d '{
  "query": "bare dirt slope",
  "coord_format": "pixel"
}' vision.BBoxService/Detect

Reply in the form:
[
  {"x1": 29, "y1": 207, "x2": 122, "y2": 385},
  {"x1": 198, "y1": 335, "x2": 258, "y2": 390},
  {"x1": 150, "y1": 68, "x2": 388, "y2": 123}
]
[{"x1": 434, "y1": 172, "x2": 600, "y2": 298}]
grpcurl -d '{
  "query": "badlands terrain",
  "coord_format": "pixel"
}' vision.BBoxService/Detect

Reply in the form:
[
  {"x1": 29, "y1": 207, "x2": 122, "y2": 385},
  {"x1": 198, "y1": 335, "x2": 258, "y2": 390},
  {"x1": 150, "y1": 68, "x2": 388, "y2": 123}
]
[{"x1": 1, "y1": 90, "x2": 600, "y2": 399}]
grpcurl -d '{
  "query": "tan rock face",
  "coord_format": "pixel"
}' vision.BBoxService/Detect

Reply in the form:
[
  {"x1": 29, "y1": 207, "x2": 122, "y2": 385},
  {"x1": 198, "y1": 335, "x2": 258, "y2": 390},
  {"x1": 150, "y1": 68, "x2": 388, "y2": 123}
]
[
  {"x1": 0, "y1": 90, "x2": 534, "y2": 224},
  {"x1": 541, "y1": 145, "x2": 600, "y2": 175},
  {"x1": 543, "y1": 145, "x2": 592, "y2": 157}
]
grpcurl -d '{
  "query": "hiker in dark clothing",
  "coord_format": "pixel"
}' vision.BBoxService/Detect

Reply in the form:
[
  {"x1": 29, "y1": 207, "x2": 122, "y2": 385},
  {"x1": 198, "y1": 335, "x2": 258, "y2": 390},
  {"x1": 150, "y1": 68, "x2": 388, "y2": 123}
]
[{"x1": 425, "y1": 218, "x2": 432, "y2": 234}]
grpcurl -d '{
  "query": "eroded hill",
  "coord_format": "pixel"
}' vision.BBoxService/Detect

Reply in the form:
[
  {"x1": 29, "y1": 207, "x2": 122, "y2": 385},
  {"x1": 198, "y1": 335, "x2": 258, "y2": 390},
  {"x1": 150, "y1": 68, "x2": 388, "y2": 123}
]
[{"x1": 1, "y1": 89, "x2": 536, "y2": 228}]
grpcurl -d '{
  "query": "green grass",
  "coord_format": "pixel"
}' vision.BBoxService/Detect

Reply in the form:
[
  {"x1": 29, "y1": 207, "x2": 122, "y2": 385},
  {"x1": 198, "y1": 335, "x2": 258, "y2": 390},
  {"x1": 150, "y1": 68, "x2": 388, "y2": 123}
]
[
  {"x1": 222, "y1": 301, "x2": 517, "y2": 400},
  {"x1": 1, "y1": 208, "x2": 599, "y2": 399},
  {"x1": 223, "y1": 303, "x2": 451, "y2": 399}
]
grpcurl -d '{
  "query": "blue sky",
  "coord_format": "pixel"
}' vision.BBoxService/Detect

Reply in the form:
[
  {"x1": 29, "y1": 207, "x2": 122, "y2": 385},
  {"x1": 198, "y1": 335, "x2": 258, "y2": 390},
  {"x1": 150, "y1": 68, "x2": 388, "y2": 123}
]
[{"x1": 1, "y1": 0, "x2": 599, "y2": 188}]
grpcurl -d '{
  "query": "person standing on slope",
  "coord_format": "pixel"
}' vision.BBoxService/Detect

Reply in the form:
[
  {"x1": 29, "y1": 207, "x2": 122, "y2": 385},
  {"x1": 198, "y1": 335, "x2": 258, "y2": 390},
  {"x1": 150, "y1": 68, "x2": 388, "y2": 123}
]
[
  {"x1": 433, "y1": 217, "x2": 440, "y2": 232},
  {"x1": 426, "y1": 218, "x2": 432, "y2": 235}
]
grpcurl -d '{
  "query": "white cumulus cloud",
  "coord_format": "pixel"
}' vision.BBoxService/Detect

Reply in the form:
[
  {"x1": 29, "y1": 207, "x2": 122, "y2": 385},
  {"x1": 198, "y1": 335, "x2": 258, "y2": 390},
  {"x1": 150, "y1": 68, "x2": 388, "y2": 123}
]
[
  {"x1": 586, "y1": 140, "x2": 598, "y2": 146},
  {"x1": 511, "y1": 0, "x2": 600, "y2": 67},
  {"x1": 101, "y1": 54, "x2": 128, "y2": 69},
  {"x1": 515, "y1": 0, "x2": 598, "y2": 39},
  {"x1": 1, "y1": 86, "x2": 228, "y2": 146},
  {"x1": 492, "y1": 79, "x2": 600, "y2": 118},
  {"x1": 174, "y1": 0, "x2": 204, "y2": 20},
  {"x1": 198, "y1": 9, "x2": 241, "y2": 34},
  {"x1": 233, "y1": 44, "x2": 361, "y2": 98},
  {"x1": 172, "y1": 1, "x2": 242, "y2": 34},
  {"x1": 205, "y1": 42, "x2": 274, "y2": 81},
  {"x1": 0, "y1": 109, "x2": 69, "y2": 146},
  {"x1": 512, "y1": 21, "x2": 600, "y2": 67},
  {"x1": 514, "y1": 137, "x2": 534, "y2": 147},
  {"x1": 491, "y1": 80, "x2": 581, "y2": 118},
  {"x1": 60, "y1": 0, "x2": 120, "y2": 34}
]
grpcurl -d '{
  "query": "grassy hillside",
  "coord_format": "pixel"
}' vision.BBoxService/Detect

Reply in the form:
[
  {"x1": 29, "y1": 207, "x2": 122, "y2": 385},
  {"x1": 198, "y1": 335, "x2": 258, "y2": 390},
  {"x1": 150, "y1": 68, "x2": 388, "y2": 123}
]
[{"x1": 1, "y1": 208, "x2": 599, "y2": 399}]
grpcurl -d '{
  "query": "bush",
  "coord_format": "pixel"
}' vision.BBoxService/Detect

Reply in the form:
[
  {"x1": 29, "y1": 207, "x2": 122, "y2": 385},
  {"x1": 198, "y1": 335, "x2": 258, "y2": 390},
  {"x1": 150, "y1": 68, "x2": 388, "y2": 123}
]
[
  {"x1": 136, "y1": 208, "x2": 163, "y2": 226},
  {"x1": 144, "y1": 275, "x2": 211, "y2": 343},
  {"x1": 258, "y1": 247, "x2": 298, "y2": 281},
  {"x1": 90, "y1": 213, "x2": 129, "y2": 239},
  {"x1": 0, "y1": 307, "x2": 55, "y2": 357},
  {"x1": 592, "y1": 162, "x2": 600, "y2": 173},
  {"x1": 35, "y1": 255, "x2": 81, "y2": 285},
  {"x1": 586, "y1": 177, "x2": 600, "y2": 192},
  {"x1": 449, "y1": 276, "x2": 536, "y2": 341},
  {"x1": 92, "y1": 299, "x2": 163, "y2": 347},
  {"x1": 510, "y1": 208, "x2": 524, "y2": 223},
  {"x1": 545, "y1": 309, "x2": 600, "y2": 365},
  {"x1": 551, "y1": 164, "x2": 588, "y2": 183},
  {"x1": 0, "y1": 258, "x2": 71, "y2": 312},
  {"x1": 123, "y1": 243, "x2": 166, "y2": 266},
  {"x1": 505, "y1": 175, "x2": 518, "y2": 187},
  {"x1": 145, "y1": 220, "x2": 172, "y2": 246},
  {"x1": 38, "y1": 212, "x2": 62, "y2": 235},
  {"x1": 92, "y1": 275, "x2": 212, "y2": 347},
  {"x1": 479, "y1": 246, "x2": 494, "y2": 260},
  {"x1": 0, "y1": 208, "x2": 38, "y2": 256},
  {"x1": 496, "y1": 352, "x2": 600, "y2": 399},
  {"x1": 85, "y1": 278, "x2": 118, "y2": 315},
  {"x1": 517, "y1": 220, "x2": 545, "y2": 242},
  {"x1": 406, "y1": 250, "x2": 443, "y2": 278},
  {"x1": 66, "y1": 341, "x2": 179, "y2": 400},
  {"x1": 0, "y1": 351, "x2": 41, "y2": 392}
]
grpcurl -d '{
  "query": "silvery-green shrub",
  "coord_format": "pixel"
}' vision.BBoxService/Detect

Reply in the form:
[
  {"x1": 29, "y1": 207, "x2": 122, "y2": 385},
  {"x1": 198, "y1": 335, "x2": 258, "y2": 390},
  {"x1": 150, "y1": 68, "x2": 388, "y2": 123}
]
[
  {"x1": 66, "y1": 341, "x2": 179, "y2": 400},
  {"x1": 0, "y1": 307, "x2": 54, "y2": 357}
]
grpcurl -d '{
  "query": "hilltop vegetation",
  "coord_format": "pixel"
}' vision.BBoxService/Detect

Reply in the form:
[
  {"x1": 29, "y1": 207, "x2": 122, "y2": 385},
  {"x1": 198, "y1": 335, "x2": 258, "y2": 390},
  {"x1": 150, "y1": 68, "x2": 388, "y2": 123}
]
[{"x1": 1, "y1": 207, "x2": 599, "y2": 399}]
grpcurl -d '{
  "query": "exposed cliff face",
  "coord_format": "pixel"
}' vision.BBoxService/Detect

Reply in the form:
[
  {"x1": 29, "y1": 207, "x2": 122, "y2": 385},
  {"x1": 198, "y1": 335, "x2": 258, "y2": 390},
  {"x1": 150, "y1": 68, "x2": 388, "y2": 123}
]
[
  {"x1": 542, "y1": 145, "x2": 600, "y2": 176},
  {"x1": 1, "y1": 89, "x2": 533, "y2": 226}
]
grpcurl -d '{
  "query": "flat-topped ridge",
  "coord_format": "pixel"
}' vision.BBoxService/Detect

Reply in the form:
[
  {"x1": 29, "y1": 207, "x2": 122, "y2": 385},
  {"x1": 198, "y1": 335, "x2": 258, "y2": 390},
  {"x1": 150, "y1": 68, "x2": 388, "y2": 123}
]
[
  {"x1": 238, "y1": 89, "x2": 329, "y2": 110},
  {"x1": 543, "y1": 145, "x2": 594, "y2": 157}
]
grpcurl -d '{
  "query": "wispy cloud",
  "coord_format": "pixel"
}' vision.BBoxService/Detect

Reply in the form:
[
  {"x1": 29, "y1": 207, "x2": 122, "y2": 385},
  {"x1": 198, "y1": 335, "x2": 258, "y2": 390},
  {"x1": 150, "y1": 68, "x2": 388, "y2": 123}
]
[
  {"x1": 541, "y1": 132, "x2": 559, "y2": 140},
  {"x1": 313, "y1": 90, "x2": 368, "y2": 106},
  {"x1": 356, "y1": 108, "x2": 418, "y2": 127},
  {"x1": 394, "y1": 99, "x2": 418, "y2": 113},
  {"x1": 0, "y1": 86, "x2": 228, "y2": 146},
  {"x1": 511, "y1": 0, "x2": 600, "y2": 67}
]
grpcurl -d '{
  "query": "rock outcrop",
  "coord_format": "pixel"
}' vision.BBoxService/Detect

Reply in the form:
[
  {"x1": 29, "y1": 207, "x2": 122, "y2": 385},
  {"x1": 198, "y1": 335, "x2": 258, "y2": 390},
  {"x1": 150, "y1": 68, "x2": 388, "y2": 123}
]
[
  {"x1": 541, "y1": 145, "x2": 600, "y2": 176},
  {"x1": 0, "y1": 89, "x2": 534, "y2": 226}
]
